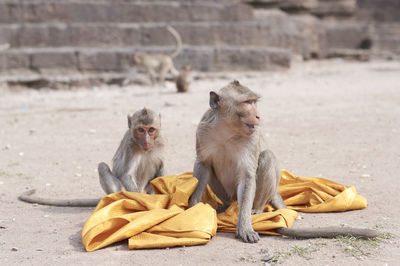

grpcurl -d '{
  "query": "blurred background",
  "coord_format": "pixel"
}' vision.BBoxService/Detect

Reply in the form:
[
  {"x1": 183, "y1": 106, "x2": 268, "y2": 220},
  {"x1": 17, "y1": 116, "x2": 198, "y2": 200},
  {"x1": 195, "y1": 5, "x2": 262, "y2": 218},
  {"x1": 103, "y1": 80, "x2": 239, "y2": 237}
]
[{"x1": 0, "y1": 0, "x2": 399, "y2": 88}]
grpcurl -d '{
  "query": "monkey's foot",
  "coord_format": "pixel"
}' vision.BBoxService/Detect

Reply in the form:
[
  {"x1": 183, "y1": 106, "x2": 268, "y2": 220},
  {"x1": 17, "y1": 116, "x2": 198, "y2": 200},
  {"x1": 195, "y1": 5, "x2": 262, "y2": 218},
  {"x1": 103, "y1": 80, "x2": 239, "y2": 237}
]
[
  {"x1": 216, "y1": 205, "x2": 228, "y2": 213},
  {"x1": 235, "y1": 228, "x2": 260, "y2": 243},
  {"x1": 251, "y1": 209, "x2": 263, "y2": 215}
]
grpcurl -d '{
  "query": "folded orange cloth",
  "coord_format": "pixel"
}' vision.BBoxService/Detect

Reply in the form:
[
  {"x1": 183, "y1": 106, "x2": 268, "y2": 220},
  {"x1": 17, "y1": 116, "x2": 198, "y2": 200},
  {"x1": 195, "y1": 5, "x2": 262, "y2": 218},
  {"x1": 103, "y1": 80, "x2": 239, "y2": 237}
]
[{"x1": 82, "y1": 170, "x2": 368, "y2": 251}]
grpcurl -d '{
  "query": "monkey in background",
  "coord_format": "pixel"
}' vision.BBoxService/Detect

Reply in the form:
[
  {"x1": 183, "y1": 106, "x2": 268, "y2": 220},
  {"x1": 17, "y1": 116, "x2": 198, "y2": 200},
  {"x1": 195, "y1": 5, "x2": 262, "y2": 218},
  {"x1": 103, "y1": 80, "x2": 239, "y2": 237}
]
[
  {"x1": 188, "y1": 80, "x2": 379, "y2": 243},
  {"x1": 19, "y1": 108, "x2": 164, "y2": 207},
  {"x1": 176, "y1": 64, "x2": 192, "y2": 93},
  {"x1": 124, "y1": 25, "x2": 182, "y2": 86}
]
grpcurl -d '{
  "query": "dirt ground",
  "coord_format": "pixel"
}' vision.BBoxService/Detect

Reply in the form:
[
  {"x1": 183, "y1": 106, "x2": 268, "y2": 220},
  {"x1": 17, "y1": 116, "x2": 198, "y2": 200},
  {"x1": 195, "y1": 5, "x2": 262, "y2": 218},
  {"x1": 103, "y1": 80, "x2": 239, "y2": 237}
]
[{"x1": 0, "y1": 60, "x2": 399, "y2": 265}]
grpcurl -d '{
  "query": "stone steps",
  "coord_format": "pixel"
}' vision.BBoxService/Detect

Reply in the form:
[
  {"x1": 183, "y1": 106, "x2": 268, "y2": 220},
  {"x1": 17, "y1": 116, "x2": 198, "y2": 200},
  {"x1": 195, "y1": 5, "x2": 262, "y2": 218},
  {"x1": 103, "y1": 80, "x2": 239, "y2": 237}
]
[
  {"x1": 0, "y1": 45, "x2": 291, "y2": 73},
  {"x1": 0, "y1": 21, "x2": 303, "y2": 51},
  {"x1": 372, "y1": 23, "x2": 400, "y2": 53},
  {"x1": 0, "y1": 0, "x2": 252, "y2": 23}
]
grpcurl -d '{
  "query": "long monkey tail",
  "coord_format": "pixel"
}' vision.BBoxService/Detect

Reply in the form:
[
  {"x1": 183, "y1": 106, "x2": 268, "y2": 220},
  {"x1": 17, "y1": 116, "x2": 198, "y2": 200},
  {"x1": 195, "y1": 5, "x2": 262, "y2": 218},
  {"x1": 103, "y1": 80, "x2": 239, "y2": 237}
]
[
  {"x1": 276, "y1": 226, "x2": 380, "y2": 239},
  {"x1": 18, "y1": 189, "x2": 100, "y2": 207},
  {"x1": 166, "y1": 25, "x2": 182, "y2": 59}
]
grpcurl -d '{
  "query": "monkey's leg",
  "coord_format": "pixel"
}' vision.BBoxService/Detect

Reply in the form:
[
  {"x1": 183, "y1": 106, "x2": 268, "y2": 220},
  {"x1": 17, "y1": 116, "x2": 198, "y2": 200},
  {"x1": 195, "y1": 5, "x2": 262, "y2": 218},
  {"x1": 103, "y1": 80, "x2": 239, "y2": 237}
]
[
  {"x1": 207, "y1": 170, "x2": 231, "y2": 213},
  {"x1": 158, "y1": 65, "x2": 169, "y2": 86},
  {"x1": 144, "y1": 162, "x2": 165, "y2": 194},
  {"x1": 155, "y1": 162, "x2": 165, "y2": 178},
  {"x1": 236, "y1": 173, "x2": 259, "y2": 243},
  {"x1": 253, "y1": 150, "x2": 284, "y2": 213},
  {"x1": 122, "y1": 69, "x2": 137, "y2": 86},
  {"x1": 147, "y1": 67, "x2": 157, "y2": 86},
  {"x1": 169, "y1": 65, "x2": 179, "y2": 77},
  {"x1": 189, "y1": 160, "x2": 212, "y2": 207},
  {"x1": 98, "y1": 162, "x2": 122, "y2": 194},
  {"x1": 120, "y1": 174, "x2": 139, "y2": 192}
]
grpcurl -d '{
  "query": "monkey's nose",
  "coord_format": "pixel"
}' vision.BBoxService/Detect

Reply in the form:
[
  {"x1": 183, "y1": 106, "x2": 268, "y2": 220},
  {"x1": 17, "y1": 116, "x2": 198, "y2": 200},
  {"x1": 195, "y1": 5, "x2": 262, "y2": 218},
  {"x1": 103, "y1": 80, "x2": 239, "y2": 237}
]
[{"x1": 256, "y1": 115, "x2": 260, "y2": 120}]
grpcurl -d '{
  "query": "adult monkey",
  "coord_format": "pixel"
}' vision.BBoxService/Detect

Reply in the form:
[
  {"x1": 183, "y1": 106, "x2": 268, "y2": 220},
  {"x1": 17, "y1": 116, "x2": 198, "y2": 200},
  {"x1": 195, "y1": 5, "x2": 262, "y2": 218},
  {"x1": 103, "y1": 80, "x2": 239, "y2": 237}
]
[
  {"x1": 125, "y1": 25, "x2": 182, "y2": 86},
  {"x1": 19, "y1": 108, "x2": 164, "y2": 207},
  {"x1": 188, "y1": 80, "x2": 379, "y2": 243}
]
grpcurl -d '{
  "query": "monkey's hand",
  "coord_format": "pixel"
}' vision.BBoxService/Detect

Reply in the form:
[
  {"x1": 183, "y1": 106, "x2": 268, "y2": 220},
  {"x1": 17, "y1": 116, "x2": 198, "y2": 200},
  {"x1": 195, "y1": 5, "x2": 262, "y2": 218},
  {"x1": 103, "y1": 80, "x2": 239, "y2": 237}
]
[
  {"x1": 235, "y1": 225, "x2": 260, "y2": 243},
  {"x1": 188, "y1": 196, "x2": 200, "y2": 208}
]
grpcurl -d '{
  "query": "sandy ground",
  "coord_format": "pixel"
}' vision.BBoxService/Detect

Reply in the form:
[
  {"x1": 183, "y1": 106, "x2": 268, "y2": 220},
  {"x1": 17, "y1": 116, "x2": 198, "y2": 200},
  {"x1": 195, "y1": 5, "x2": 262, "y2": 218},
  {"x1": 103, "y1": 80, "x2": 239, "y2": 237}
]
[{"x1": 0, "y1": 60, "x2": 399, "y2": 265}]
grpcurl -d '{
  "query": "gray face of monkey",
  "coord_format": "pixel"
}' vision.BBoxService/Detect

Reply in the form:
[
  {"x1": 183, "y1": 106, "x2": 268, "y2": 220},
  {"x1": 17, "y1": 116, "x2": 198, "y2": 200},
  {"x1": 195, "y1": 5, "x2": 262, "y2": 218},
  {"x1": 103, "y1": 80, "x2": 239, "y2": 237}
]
[{"x1": 209, "y1": 81, "x2": 261, "y2": 137}]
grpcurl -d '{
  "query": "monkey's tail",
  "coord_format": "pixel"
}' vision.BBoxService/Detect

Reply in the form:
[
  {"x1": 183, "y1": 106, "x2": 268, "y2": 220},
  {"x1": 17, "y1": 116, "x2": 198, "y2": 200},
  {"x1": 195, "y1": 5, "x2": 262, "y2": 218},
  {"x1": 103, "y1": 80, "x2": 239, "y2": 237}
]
[
  {"x1": 166, "y1": 25, "x2": 182, "y2": 59},
  {"x1": 18, "y1": 189, "x2": 100, "y2": 207},
  {"x1": 276, "y1": 226, "x2": 380, "y2": 239}
]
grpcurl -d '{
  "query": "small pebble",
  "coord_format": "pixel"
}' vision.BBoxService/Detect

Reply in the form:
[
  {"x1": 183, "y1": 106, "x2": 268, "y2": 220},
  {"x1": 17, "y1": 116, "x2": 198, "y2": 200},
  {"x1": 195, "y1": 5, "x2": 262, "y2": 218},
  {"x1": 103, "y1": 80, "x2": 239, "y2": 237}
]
[
  {"x1": 360, "y1": 174, "x2": 370, "y2": 178},
  {"x1": 18, "y1": 152, "x2": 24, "y2": 156},
  {"x1": 261, "y1": 253, "x2": 274, "y2": 262},
  {"x1": 260, "y1": 248, "x2": 269, "y2": 254},
  {"x1": 11, "y1": 247, "x2": 18, "y2": 251},
  {"x1": 75, "y1": 173, "x2": 82, "y2": 177}
]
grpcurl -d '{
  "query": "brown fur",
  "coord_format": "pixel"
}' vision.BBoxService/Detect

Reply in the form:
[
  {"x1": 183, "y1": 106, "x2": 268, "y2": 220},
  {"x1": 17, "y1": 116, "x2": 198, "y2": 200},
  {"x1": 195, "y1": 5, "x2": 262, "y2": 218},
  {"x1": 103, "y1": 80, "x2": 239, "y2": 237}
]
[
  {"x1": 188, "y1": 80, "x2": 379, "y2": 242},
  {"x1": 176, "y1": 65, "x2": 192, "y2": 93},
  {"x1": 127, "y1": 26, "x2": 182, "y2": 86},
  {"x1": 18, "y1": 108, "x2": 164, "y2": 207}
]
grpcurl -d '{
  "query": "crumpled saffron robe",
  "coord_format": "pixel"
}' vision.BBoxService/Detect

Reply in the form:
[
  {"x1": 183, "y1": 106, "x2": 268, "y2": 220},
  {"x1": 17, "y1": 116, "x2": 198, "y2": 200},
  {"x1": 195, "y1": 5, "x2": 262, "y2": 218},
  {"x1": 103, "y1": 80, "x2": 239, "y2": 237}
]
[{"x1": 82, "y1": 170, "x2": 368, "y2": 251}]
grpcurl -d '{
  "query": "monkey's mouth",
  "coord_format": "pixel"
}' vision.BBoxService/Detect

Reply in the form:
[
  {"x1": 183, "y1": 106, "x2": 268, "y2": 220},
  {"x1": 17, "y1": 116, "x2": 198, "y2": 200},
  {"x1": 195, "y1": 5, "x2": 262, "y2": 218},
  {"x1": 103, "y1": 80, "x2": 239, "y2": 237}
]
[{"x1": 244, "y1": 123, "x2": 257, "y2": 135}]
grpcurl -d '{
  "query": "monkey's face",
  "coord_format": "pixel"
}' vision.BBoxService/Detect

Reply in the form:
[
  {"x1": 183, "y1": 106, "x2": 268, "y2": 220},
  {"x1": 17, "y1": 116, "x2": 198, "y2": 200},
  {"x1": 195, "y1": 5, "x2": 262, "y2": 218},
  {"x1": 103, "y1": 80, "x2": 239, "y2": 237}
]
[
  {"x1": 233, "y1": 98, "x2": 260, "y2": 136},
  {"x1": 133, "y1": 126, "x2": 158, "y2": 152},
  {"x1": 132, "y1": 54, "x2": 143, "y2": 65},
  {"x1": 211, "y1": 81, "x2": 261, "y2": 136}
]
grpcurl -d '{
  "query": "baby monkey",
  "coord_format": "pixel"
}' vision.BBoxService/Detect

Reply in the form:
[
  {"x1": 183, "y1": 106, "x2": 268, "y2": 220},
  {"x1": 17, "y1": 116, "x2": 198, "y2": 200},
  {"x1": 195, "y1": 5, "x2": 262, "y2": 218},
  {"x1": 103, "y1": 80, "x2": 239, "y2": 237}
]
[
  {"x1": 19, "y1": 108, "x2": 164, "y2": 207},
  {"x1": 176, "y1": 64, "x2": 192, "y2": 93},
  {"x1": 98, "y1": 108, "x2": 164, "y2": 194}
]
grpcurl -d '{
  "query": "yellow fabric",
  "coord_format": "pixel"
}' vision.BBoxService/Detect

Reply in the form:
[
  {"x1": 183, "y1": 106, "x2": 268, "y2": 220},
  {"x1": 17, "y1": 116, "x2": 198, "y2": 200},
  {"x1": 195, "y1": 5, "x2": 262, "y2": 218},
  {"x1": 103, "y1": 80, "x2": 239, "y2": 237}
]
[
  {"x1": 279, "y1": 170, "x2": 368, "y2": 212},
  {"x1": 82, "y1": 170, "x2": 368, "y2": 251}
]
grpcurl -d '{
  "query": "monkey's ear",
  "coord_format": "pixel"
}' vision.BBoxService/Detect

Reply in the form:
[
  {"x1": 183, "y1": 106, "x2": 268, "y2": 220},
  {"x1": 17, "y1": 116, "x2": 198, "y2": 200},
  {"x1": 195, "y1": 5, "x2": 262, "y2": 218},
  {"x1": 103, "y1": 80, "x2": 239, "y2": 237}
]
[
  {"x1": 209, "y1": 91, "x2": 220, "y2": 109},
  {"x1": 127, "y1": 114, "x2": 132, "y2": 128}
]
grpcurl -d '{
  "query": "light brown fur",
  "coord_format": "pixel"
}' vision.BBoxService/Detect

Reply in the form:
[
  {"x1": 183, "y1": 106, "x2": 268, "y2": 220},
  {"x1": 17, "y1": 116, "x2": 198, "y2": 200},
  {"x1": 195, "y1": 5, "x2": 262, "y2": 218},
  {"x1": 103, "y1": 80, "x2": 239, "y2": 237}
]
[
  {"x1": 18, "y1": 108, "x2": 164, "y2": 207},
  {"x1": 176, "y1": 64, "x2": 192, "y2": 93},
  {"x1": 99, "y1": 108, "x2": 164, "y2": 194},
  {"x1": 126, "y1": 26, "x2": 182, "y2": 86},
  {"x1": 188, "y1": 80, "x2": 379, "y2": 242}
]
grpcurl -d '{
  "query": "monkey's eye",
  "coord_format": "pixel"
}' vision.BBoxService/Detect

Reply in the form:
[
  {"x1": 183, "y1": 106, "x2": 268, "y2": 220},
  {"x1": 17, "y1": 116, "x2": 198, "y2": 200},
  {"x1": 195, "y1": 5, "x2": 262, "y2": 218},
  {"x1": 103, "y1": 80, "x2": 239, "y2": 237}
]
[
  {"x1": 244, "y1": 100, "x2": 256, "y2": 105},
  {"x1": 148, "y1": 127, "x2": 156, "y2": 134},
  {"x1": 137, "y1": 127, "x2": 145, "y2": 133}
]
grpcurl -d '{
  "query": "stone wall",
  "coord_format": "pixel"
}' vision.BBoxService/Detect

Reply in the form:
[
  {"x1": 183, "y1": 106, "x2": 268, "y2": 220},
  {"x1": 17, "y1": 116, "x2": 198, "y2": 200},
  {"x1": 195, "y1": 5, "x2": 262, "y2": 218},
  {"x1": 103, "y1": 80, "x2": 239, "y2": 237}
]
[{"x1": 0, "y1": 0, "x2": 398, "y2": 84}]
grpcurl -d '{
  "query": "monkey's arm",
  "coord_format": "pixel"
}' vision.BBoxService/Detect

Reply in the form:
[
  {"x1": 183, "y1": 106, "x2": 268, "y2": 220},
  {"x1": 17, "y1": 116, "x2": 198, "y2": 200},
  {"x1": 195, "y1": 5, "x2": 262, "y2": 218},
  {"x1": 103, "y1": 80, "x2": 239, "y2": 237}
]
[
  {"x1": 271, "y1": 192, "x2": 287, "y2": 210},
  {"x1": 19, "y1": 190, "x2": 100, "y2": 207},
  {"x1": 236, "y1": 173, "x2": 259, "y2": 243},
  {"x1": 155, "y1": 161, "x2": 165, "y2": 178},
  {"x1": 188, "y1": 160, "x2": 211, "y2": 207}
]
